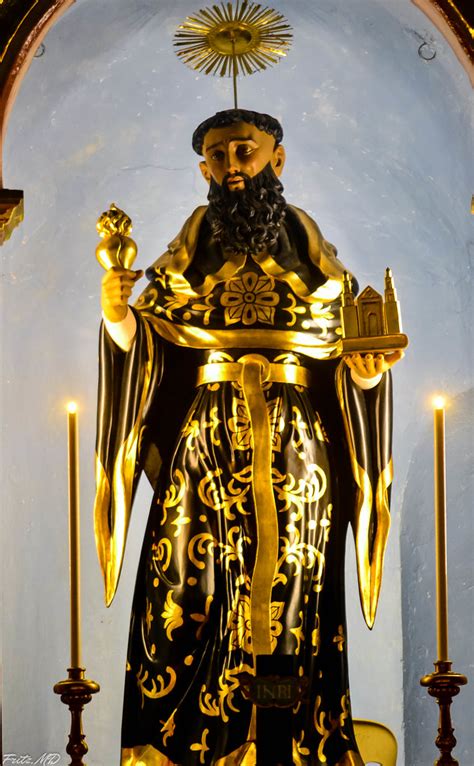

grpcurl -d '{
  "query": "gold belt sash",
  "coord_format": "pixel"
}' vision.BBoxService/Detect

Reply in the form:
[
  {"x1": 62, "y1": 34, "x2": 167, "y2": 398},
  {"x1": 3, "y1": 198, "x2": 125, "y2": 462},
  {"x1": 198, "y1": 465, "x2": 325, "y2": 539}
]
[{"x1": 197, "y1": 355, "x2": 310, "y2": 660}]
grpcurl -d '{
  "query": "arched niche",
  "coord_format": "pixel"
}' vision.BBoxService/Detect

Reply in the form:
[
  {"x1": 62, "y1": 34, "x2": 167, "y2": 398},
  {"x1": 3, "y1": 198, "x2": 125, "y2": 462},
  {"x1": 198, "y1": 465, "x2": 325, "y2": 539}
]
[{"x1": 0, "y1": 2, "x2": 472, "y2": 765}]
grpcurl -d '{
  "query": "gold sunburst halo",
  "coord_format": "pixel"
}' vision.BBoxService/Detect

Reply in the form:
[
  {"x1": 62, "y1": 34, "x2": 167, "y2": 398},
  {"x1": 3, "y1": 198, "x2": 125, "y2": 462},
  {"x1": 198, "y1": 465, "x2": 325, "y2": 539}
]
[{"x1": 174, "y1": 2, "x2": 293, "y2": 78}]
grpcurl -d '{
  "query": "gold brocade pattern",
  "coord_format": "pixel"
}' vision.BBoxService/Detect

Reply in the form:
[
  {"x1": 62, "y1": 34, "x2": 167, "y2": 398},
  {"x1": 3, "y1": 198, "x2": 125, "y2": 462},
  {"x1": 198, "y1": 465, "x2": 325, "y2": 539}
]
[
  {"x1": 314, "y1": 695, "x2": 351, "y2": 762},
  {"x1": 121, "y1": 347, "x2": 347, "y2": 761},
  {"x1": 136, "y1": 665, "x2": 177, "y2": 709},
  {"x1": 121, "y1": 743, "x2": 364, "y2": 766},
  {"x1": 97, "y1": 205, "x2": 393, "y2": 764},
  {"x1": 220, "y1": 272, "x2": 279, "y2": 326},
  {"x1": 228, "y1": 395, "x2": 284, "y2": 453},
  {"x1": 134, "y1": 206, "x2": 346, "y2": 362}
]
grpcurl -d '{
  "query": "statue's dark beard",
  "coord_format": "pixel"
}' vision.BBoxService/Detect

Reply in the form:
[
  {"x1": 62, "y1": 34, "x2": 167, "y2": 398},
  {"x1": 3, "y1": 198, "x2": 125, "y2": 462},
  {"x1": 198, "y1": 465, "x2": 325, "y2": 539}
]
[{"x1": 206, "y1": 163, "x2": 287, "y2": 255}]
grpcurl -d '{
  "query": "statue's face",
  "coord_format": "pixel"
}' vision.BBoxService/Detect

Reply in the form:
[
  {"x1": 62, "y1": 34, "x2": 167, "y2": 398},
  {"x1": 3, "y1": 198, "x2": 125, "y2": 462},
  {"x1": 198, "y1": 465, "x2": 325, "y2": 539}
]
[{"x1": 199, "y1": 121, "x2": 285, "y2": 191}]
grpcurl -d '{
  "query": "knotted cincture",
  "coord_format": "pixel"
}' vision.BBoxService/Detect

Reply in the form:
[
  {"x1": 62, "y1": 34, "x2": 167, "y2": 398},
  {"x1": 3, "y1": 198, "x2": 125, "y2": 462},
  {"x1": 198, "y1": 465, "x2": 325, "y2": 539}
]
[{"x1": 197, "y1": 353, "x2": 310, "y2": 662}]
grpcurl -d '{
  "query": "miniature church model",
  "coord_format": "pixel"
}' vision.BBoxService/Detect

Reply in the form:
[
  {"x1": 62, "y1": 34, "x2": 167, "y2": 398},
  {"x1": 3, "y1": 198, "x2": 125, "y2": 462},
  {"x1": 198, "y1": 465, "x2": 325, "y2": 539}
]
[{"x1": 341, "y1": 268, "x2": 408, "y2": 354}]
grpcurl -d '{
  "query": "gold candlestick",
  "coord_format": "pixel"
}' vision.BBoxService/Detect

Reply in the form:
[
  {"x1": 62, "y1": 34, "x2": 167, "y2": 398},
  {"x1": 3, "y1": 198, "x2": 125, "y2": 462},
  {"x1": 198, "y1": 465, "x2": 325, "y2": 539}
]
[
  {"x1": 420, "y1": 395, "x2": 468, "y2": 766},
  {"x1": 55, "y1": 401, "x2": 100, "y2": 765},
  {"x1": 67, "y1": 402, "x2": 81, "y2": 668},
  {"x1": 433, "y1": 396, "x2": 449, "y2": 662}
]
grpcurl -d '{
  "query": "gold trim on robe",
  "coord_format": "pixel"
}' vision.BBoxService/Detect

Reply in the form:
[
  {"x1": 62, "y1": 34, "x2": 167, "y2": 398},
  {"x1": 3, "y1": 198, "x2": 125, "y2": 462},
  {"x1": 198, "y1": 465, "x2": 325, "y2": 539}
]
[
  {"x1": 136, "y1": 315, "x2": 343, "y2": 361},
  {"x1": 143, "y1": 205, "x2": 348, "y2": 301}
]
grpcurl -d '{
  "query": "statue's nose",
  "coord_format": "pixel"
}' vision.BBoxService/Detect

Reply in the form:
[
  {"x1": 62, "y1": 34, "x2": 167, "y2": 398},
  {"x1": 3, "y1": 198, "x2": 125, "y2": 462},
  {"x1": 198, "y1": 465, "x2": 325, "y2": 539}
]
[{"x1": 227, "y1": 162, "x2": 241, "y2": 176}]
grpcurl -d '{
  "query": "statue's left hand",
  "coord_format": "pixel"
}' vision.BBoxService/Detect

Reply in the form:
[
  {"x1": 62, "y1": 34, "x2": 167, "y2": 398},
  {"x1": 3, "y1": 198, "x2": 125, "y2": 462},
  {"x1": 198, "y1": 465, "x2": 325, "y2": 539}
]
[{"x1": 344, "y1": 350, "x2": 404, "y2": 379}]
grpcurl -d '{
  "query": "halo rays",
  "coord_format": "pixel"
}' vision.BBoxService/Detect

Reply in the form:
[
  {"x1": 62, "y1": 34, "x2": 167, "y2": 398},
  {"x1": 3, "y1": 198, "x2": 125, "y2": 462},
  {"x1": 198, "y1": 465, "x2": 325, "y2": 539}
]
[{"x1": 174, "y1": 1, "x2": 293, "y2": 78}]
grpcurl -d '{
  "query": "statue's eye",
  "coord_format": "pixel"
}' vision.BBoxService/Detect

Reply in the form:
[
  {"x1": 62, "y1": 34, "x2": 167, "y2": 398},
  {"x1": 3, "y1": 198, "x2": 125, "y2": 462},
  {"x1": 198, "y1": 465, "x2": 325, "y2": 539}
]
[
  {"x1": 211, "y1": 150, "x2": 225, "y2": 162},
  {"x1": 237, "y1": 145, "x2": 253, "y2": 158}
]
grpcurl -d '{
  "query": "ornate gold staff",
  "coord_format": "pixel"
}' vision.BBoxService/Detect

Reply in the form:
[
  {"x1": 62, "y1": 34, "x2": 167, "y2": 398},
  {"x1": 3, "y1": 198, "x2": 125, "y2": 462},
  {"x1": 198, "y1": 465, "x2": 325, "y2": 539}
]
[{"x1": 173, "y1": 1, "x2": 293, "y2": 108}]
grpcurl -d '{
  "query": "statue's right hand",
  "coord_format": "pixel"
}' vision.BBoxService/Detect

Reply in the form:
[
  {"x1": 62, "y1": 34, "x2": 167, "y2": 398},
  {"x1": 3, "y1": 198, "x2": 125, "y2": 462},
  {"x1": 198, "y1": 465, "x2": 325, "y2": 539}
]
[{"x1": 101, "y1": 266, "x2": 144, "y2": 323}]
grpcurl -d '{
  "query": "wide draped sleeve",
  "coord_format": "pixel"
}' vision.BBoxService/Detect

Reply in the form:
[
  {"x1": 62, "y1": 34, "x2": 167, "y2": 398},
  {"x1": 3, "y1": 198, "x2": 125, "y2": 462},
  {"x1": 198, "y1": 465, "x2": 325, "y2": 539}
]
[
  {"x1": 336, "y1": 362, "x2": 393, "y2": 628},
  {"x1": 94, "y1": 310, "x2": 163, "y2": 606}
]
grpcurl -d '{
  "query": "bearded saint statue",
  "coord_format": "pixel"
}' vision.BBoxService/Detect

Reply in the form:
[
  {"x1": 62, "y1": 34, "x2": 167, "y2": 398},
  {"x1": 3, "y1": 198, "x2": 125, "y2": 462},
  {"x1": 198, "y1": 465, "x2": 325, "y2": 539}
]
[{"x1": 94, "y1": 109, "x2": 403, "y2": 766}]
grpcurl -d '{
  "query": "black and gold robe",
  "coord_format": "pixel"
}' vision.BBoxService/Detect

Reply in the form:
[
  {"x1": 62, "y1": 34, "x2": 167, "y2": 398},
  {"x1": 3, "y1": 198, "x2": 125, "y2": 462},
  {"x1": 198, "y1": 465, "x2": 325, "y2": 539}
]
[{"x1": 94, "y1": 205, "x2": 393, "y2": 766}]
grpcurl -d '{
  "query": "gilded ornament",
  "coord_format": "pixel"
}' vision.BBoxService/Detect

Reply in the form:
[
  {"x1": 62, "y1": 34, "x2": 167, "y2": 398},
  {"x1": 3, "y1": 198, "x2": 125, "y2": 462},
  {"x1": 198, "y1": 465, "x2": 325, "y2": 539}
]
[
  {"x1": 217, "y1": 525, "x2": 251, "y2": 569},
  {"x1": 333, "y1": 625, "x2": 345, "y2": 653},
  {"x1": 136, "y1": 665, "x2": 177, "y2": 709},
  {"x1": 319, "y1": 504, "x2": 332, "y2": 544},
  {"x1": 203, "y1": 406, "x2": 222, "y2": 446},
  {"x1": 145, "y1": 599, "x2": 154, "y2": 634},
  {"x1": 270, "y1": 601, "x2": 285, "y2": 652},
  {"x1": 161, "y1": 590, "x2": 184, "y2": 640},
  {"x1": 227, "y1": 590, "x2": 252, "y2": 654},
  {"x1": 174, "y1": 2, "x2": 292, "y2": 107},
  {"x1": 289, "y1": 610, "x2": 305, "y2": 655},
  {"x1": 283, "y1": 293, "x2": 307, "y2": 327},
  {"x1": 228, "y1": 394, "x2": 283, "y2": 452},
  {"x1": 170, "y1": 505, "x2": 191, "y2": 538},
  {"x1": 289, "y1": 405, "x2": 310, "y2": 457},
  {"x1": 151, "y1": 537, "x2": 172, "y2": 576},
  {"x1": 190, "y1": 728, "x2": 210, "y2": 764},
  {"x1": 197, "y1": 468, "x2": 251, "y2": 519},
  {"x1": 95, "y1": 203, "x2": 137, "y2": 271},
  {"x1": 199, "y1": 684, "x2": 221, "y2": 717},
  {"x1": 272, "y1": 464, "x2": 328, "y2": 521},
  {"x1": 161, "y1": 711, "x2": 176, "y2": 746},
  {"x1": 191, "y1": 293, "x2": 217, "y2": 325},
  {"x1": 161, "y1": 469, "x2": 186, "y2": 526},
  {"x1": 162, "y1": 290, "x2": 191, "y2": 321},
  {"x1": 188, "y1": 533, "x2": 218, "y2": 571},
  {"x1": 221, "y1": 271, "x2": 279, "y2": 326},
  {"x1": 190, "y1": 594, "x2": 214, "y2": 640},
  {"x1": 313, "y1": 694, "x2": 350, "y2": 762},
  {"x1": 311, "y1": 614, "x2": 321, "y2": 657},
  {"x1": 273, "y1": 525, "x2": 325, "y2": 588},
  {"x1": 181, "y1": 411, "x2": 201, "y2": 450}
]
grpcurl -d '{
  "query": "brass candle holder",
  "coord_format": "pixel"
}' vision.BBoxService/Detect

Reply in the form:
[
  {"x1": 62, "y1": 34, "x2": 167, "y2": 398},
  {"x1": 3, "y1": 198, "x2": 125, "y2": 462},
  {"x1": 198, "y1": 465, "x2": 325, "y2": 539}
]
[
  {"x1": 54, "y1": 403, "x2": 100, "y2": 765},
  {"x1": 54, "y1": 668, "x2": 100, "y2": 766},
  {"x1": 420, "y1": 661, "x2": 467, "y2": 766},
  {"x1": 419, "y1": 399, "x2": 468, "y2": 765}
]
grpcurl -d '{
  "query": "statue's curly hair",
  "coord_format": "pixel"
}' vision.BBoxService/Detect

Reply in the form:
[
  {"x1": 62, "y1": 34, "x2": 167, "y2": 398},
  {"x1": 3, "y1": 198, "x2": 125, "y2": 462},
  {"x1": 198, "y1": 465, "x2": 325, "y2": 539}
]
[{"x1": 192, "y1": 109, "x2": 283, "y2": 155}]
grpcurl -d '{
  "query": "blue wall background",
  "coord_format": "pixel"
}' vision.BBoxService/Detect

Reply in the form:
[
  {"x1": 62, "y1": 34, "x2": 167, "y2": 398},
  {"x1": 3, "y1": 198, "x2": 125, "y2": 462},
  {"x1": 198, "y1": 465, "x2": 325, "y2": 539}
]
[{"x1": 1, "y1": 1, "x2": 472, "y2": 764}]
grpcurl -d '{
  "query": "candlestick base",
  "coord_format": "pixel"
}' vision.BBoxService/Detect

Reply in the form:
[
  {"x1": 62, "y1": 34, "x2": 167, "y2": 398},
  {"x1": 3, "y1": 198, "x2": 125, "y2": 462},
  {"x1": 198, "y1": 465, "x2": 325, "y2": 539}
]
[
  {"x1": 420, "y1": 660, "x2": 468, "y2": 766},
  {"x1": 54, "y1": 667, "x2": 100, "y2": 766}
]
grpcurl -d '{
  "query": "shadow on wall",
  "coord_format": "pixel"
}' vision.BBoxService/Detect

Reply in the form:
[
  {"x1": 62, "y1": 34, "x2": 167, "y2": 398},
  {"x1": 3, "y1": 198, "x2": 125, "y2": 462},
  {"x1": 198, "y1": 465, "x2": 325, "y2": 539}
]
[{"x1": 401, "y1": 387, "x2": 473, "y2": 765}]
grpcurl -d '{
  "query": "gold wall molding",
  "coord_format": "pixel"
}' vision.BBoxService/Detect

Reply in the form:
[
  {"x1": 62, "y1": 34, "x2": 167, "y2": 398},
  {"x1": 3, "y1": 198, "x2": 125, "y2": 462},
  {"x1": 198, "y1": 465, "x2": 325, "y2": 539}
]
[
  {"x1": 0, "y1": 188, "x2": 23, "y2": 244},
  {"x1": 0, "y1": 0, "x2": 74, "y2": 242},
  {"x1": 412, "y1": 0, "x2": 474, "y2": 85}
]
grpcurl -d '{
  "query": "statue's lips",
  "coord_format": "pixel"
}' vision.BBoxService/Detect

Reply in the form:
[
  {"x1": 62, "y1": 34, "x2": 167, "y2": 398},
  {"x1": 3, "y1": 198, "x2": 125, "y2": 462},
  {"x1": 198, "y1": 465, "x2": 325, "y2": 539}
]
[{"x1": 226, "y1": 176, "x2": 245, "y2": 188}]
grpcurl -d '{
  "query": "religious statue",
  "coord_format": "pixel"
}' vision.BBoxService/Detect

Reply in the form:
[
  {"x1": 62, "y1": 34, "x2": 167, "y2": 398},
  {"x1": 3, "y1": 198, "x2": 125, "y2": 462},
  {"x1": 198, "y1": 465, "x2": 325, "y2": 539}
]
[{"x1": 94, "y1": 107, "x2": 404, "y2": 766}]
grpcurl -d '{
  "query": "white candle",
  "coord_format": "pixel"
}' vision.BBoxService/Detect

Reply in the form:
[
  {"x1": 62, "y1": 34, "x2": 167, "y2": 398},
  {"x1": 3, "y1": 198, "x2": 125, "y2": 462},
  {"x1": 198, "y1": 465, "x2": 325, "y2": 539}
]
[
  {"x1": 67, "y1": 402, "x2": 81, "y2": 668},
  {"x1": 433, "y1": 396, "x2": 448, "y2": 662}
]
